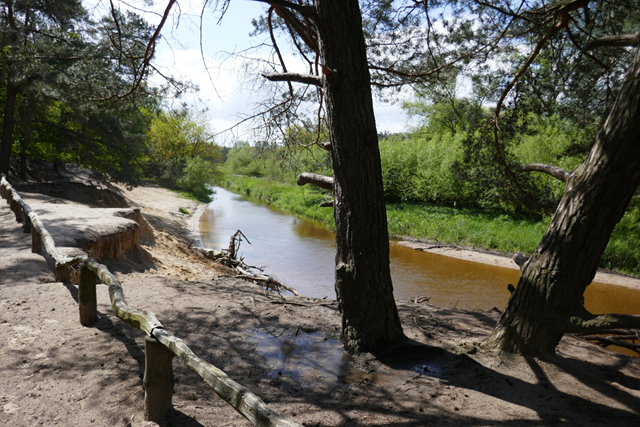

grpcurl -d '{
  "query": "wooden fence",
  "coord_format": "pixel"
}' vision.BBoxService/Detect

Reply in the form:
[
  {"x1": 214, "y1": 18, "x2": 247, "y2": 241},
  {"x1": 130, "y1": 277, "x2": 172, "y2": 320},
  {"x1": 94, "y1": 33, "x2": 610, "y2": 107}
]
[{"x1": 0, "y1": 175, "x2": 302, "y2": 427}]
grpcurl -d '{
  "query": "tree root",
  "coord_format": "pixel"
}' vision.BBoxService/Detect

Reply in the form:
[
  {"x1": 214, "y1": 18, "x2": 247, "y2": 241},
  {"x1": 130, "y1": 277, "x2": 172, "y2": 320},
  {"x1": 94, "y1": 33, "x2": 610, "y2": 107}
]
[{"x1": 577, "y1": 328, "x2": 640, "y2": 354}]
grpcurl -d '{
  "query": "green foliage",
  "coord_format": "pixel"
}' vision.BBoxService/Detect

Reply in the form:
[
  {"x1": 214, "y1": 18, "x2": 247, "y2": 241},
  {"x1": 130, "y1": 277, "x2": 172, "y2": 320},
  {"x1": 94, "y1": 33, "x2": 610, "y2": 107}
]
[
  {"x1": 380, "y1": 131, "x2": 474, "y2": 205},
  {"x1": 224, "y1": 175, "x2": 334, "y2": 226},
  {"x1": 225, "y1": 142, "x2": 331, "y2": 183},
  {"x1": 146, "y1": 108, "x2": 222, "y2": 192},
  {"x1": 176, "y1": 156, "x2": 222, "y2": 202},
  {"x1": 602, "y1": 206, "x2": 640, "y2": 276},
  {"x1": 511, "y1": 114, "x2": 589, "y2": 201},
  {"x1": 179, "y1": 207, "x2": 191, "y2": 215},
  {"x1": 386, "y1": 203, "x2": 549, "y2": 255},
  {"x1": 1, "y1": 3, "x2": 167, "y2": 183}
]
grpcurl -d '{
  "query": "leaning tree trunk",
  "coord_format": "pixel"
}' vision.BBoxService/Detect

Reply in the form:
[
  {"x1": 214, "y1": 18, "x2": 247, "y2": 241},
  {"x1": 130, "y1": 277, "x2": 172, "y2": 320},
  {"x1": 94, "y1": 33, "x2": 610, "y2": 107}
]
[
  {"x1": 489, "y1": 44, "x2": 640, "y2": 356},
  {"x1": 315, "y1": 0, "x2": 404, "y2": 353}
]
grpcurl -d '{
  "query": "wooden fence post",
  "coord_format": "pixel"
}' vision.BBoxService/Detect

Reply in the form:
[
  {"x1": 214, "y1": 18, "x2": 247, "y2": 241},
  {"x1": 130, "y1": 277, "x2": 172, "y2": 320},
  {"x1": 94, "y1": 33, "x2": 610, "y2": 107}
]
[
  {"x1": 11, "y1": 200, "x2": 23, "y2": 223},
  {"x1": 79, "y1": 264, "x2": 97, "y2": 325},
  {"x1": 31, "y1": 227, "x2": 41, "y2": 253},
  {"x1": 23, "y1": 211, "x2": 31, "y2": 233},
  {"x1": 144, "y1": 336, "x2": 175, "y2": 421},
  {"x1": 55, "y1": 263, "x2": 70, "y2": 284}
]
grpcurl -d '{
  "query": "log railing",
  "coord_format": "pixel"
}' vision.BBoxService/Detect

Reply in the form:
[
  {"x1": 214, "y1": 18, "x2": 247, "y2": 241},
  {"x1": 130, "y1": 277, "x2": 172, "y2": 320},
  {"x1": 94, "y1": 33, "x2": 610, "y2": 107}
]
[{"x1": 1, "y1": 175, "x2": 302, "y2": 427}]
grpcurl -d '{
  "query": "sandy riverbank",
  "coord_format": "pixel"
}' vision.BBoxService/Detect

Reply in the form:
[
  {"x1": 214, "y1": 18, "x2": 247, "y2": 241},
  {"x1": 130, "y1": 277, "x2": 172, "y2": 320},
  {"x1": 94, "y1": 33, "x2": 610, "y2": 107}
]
[
  {"x1": 397, "y1": 240, "x2": 640, "y2": 290},
  {"x1": 3, "y1": 176, "x2": 639, "y2": 427}
]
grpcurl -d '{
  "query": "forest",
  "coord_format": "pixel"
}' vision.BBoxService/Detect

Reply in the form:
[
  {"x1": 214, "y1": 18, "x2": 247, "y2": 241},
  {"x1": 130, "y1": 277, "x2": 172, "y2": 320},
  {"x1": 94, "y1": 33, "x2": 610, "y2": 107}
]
[{"x1": 0, "y1": 0, "x2": 222, "y2": 200}]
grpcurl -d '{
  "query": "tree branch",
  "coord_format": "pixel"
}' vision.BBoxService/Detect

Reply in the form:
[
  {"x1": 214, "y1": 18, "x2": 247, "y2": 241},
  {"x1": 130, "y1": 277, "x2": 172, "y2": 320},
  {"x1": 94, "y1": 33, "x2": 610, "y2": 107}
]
[
  {"x1": 253, "y1": 0, "x2": 317, "y2": 19},
  {"x1": 567, "y1": 313, "x2": 640, "y2": 334},
  {"x1": 583, "y1": 336, "x2": 640, "y2": 352},
  {"x1": 262, "y1": 73, "x2": 322, "y2": 87},
  {"x1": 512, "y1": 253, "x2": 529, "y2": 270},
  {"x1": 583, "y1": 32, "x2": 640, "y2": 52},
  {"x1": 296, "y1": 172, "x2": 333, "y2": 190},
  {"x1": 522, "y1": 163, "x2": 570, "y2": 183}
]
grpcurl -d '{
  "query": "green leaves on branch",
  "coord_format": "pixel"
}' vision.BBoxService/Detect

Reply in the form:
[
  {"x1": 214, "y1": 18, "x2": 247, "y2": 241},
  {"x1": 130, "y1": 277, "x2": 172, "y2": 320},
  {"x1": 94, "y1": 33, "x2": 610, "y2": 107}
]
[{"x1": 146, "y1": 108, "x2": 223, "y2": 201}]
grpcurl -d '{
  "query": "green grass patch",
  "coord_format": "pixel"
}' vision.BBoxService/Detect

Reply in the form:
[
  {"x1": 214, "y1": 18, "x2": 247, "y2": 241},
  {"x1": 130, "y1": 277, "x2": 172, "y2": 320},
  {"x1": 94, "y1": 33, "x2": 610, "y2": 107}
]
[
  {"x1": 224, "y1": 176, "x2": 335, "y2": 227},
  {"x1": 386, "y1": 203, "x2": 548, "y2": 255}
]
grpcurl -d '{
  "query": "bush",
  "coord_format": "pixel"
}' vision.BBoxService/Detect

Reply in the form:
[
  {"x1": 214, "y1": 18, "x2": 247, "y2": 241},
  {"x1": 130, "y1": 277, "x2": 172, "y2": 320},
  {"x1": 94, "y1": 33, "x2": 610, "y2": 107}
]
[{"x1": 176, "y1": 156, "x2": 222, "y2": 201}]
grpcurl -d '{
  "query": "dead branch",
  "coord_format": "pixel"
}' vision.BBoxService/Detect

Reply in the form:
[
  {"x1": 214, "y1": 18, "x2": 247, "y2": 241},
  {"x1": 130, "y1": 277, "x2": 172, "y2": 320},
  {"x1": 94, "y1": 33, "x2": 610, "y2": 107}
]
[
  {"x1": 270, "y1": 2, "x2": 319, "y2": 53},
  {"x1": 581, "y1": 335, "x2": 640, "y2": 353},
  {"x1": 262, "y1": 72, "x2": 322, "y2": 87},
  {"x1": 523, "y1": 163, "x2": 570, "y2": 183},
  {"x1": 268, "y1": 6, "x2": 294, "y2": 98},
  {"x1": 583, "y1": 31, "x2": 640, "y2": 52},
  {"x1": 228, "y1": 229, "x2": 251, "y2": 260},
  {"x1": 254, "y1": 0, "x2": 317, "y2": 19},
  {"x1": 512, "y1": 252, "x2": 529, "y2": 269},
  {"x1": 268, "y1": 299, "x2": 336, "y2": 307},
  {"x1": 296, "y1": 172, "x2": 333, "y2": 190},
  {"x1": 490, "y1": 1, "x2": 588, "y2": 209},
  {"x1": 578, "y1": 329, "x2": 639, "y2": 336},
  {"x1": 319, "y1": 200, "x2": 334, "y2": 208}
]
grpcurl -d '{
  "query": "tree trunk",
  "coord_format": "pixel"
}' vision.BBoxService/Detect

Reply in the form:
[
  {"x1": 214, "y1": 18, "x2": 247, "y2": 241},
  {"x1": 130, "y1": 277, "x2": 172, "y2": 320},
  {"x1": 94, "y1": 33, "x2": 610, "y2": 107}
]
[
  {"x1": 19, "y1": 99, "x2": 32, "y2": 180},
  {"x1": 489, "y1": 45, "x2": 640, "y2": 356},
  {"x1": 316, "y1": 0, "x2": 404, "y2": 353},
  {"x1": 0, "y1": 78, "x2": 17, "y2": 177}
]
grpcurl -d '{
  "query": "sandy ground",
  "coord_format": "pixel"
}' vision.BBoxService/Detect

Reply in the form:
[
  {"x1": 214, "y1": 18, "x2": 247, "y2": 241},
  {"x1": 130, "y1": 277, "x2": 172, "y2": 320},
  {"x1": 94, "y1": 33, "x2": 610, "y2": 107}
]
[
  {"x1": 1, "y1": 176, "x2": 640, "y2": 427},
  {"x1": 397, "y1": 240, "x2": 640, "y2": 291}
]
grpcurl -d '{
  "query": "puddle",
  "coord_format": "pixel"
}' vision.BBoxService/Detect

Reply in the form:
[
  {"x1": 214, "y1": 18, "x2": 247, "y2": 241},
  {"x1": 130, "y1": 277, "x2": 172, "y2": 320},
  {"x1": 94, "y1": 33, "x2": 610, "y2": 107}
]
[
  {"x1": 252, "y1": 331, "x2": 451, "y2": 386},
  {"x1": 252, "y1": 331, "x2": 345, "y2": 383}
]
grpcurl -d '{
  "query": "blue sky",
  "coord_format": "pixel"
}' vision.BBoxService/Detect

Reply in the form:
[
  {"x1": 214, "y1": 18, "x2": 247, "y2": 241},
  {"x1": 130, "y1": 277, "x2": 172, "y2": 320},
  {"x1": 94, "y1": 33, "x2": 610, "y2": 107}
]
[{"x1": 91, "y1": 0, "x2": 410, "y2": 144}]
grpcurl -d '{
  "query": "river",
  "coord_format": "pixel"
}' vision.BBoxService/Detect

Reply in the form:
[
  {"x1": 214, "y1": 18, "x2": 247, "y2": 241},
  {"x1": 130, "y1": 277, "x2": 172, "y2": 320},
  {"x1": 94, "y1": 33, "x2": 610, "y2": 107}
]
[{"x1": 199, "y1": 187, "x2": 640, "y2": 316}]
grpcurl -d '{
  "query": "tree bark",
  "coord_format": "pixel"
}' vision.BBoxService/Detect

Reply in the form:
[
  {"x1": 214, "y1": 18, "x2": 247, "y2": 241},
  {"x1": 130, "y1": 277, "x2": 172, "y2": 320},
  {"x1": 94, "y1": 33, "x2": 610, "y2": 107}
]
[
  {"x1": 315, "y1": 0, "x2": 404, "y2": 353},
  {"x1": 489, "y1": 45, "x2": 640, "y2": 356},
  {"x1": 0, "y1": 78, "x2": 18, "y2": 177}
]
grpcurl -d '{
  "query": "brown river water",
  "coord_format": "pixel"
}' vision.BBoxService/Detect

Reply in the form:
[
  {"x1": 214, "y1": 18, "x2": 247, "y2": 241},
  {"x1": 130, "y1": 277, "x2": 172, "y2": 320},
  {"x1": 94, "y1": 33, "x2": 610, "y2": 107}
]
[{"x1": 199, "y1": 187, "x2": 640, "y2": 316}]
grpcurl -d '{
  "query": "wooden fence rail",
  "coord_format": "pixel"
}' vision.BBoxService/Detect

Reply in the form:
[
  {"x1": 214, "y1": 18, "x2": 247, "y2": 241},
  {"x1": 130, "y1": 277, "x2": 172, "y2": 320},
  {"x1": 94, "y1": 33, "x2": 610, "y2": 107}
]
[{"x1": 1, "y1": 175, "x2": 302, "y2": 427}]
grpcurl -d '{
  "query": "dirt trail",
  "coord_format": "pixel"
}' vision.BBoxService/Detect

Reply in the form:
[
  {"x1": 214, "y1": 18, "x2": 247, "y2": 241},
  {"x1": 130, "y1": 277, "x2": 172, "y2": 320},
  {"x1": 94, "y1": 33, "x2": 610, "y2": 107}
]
[{"x1": 1, "y1": 179, "x2": 640, "y2": 427}]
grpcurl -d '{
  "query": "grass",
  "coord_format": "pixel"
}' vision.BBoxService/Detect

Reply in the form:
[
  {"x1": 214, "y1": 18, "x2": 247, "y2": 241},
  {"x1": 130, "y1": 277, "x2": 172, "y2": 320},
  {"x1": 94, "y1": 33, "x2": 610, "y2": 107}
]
[
  {"x1": 224, "y1": 176, "x2": 335, "y2": 227},
  {"x1": 170, "y1": 188, "x2": 212, "y2": 203},
  {"x1": 222, "y1": 175, "x2": 640, "y2": 277},
  {"x1": 386, "y1": 203, "x2": 549, "y2": 255}
]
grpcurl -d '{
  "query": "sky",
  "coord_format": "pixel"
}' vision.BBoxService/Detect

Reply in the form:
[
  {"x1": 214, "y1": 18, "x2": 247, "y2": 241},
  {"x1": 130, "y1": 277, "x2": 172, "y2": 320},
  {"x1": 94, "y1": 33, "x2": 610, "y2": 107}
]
[{"x1": 88, "y1": 0, "x2": 411, "y2": 145}]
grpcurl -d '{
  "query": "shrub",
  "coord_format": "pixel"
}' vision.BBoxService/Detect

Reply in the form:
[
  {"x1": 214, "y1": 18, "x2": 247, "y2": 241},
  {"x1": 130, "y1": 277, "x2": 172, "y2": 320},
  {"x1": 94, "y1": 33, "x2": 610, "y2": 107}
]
[{"x1": 176, "y1": 156, "x2": 222, "y2": 201}]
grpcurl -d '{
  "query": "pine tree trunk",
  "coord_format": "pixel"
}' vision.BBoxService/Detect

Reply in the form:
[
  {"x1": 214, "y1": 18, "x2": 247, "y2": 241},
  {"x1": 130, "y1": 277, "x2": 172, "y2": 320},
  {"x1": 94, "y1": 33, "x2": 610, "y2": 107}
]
[
  {"x1": 489, "y1": 45, "x2": 640, "y2": 355},
  {"x1": 0, "y1": 79, "x2": 17, "y2": 177},
  {"x1": 316, "y1": 0, "x2": 404, "y2": 353}
]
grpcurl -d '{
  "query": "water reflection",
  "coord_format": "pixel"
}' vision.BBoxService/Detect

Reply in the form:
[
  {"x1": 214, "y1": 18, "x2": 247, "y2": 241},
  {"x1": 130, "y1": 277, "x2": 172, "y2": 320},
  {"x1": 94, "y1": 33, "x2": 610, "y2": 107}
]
[
  {"x1": 252, "y1": 331, "x2": 343, "y2": 382},
  {"x1": 201, "y1": 187, "x2": 640, "y2": 316}
]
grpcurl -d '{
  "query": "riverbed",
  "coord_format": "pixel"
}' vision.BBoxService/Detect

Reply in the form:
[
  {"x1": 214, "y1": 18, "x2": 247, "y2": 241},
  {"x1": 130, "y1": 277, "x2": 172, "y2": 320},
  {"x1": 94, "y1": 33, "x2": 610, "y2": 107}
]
[{"x1": 199, "y1": 187, "x2": 640, "y2": 315}]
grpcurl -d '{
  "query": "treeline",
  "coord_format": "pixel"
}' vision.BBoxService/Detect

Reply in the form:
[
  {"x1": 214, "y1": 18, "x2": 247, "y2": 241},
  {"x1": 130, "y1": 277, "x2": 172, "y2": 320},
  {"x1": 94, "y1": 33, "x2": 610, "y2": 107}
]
[
  {"x1": 0, "y1": 1, "x2": 222, "y2": 201},
  {"x1": 225, "y1": 98, "x2": 593, "y2": 215},
  {"x1": 224, "y1": 98, "x2": 640, "y2": 276}
]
